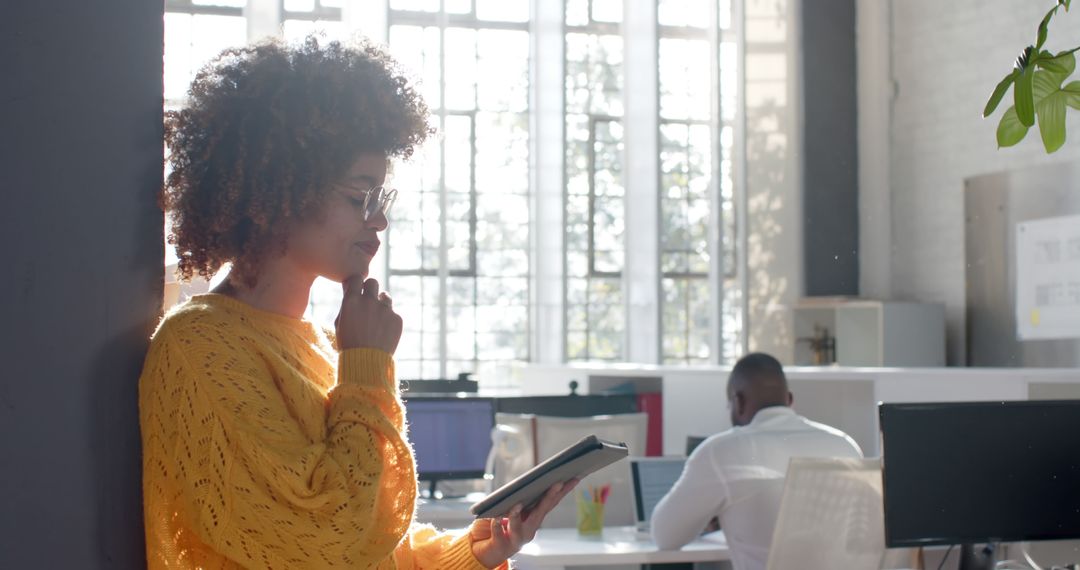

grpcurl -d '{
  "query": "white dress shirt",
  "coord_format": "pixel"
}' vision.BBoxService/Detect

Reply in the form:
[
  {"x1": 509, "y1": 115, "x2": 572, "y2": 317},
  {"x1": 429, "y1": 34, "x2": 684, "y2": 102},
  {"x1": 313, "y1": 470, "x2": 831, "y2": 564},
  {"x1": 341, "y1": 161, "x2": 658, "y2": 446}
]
[{"x1": 650, "y1": 406, "x2": 863, "y2": 570}]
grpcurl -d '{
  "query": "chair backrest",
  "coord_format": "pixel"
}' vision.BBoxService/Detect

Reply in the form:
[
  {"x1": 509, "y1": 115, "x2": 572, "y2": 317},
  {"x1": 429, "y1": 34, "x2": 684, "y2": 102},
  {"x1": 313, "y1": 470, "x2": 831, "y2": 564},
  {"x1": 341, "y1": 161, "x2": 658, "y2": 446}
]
[
  {"x1": 533, "y1": 413, "x2": 648, "y2": 528},
  {"x1": 766, "y1": 457, "x2": 887, "y2": 570},
  {"x1": 487, "y1": 413, "x2": 539, "y2": 490}
]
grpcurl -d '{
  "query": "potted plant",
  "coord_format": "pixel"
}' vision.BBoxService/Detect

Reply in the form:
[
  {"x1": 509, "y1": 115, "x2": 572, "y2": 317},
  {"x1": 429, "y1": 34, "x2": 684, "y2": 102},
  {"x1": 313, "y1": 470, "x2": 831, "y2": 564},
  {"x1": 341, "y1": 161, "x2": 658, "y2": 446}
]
[{"x1": 984, "y1": 0, "x2": 1080, "y2": 152}]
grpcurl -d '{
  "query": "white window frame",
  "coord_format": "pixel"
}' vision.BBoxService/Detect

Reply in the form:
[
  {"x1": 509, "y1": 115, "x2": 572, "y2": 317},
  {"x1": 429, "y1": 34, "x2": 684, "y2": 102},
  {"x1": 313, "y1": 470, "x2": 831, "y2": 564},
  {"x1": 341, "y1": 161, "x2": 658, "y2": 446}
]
[{"x1": 162, "y1": 0, "x2": 747, "y2": 379}]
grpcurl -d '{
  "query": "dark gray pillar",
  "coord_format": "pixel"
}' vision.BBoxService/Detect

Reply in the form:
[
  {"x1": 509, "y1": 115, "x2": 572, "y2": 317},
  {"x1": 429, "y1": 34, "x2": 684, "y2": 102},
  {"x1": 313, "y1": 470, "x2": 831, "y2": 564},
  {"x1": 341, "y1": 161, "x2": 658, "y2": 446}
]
[
  {"x1": 0, "y1": 1, "x2": 164, "y2": 567},
  {"x1": 801, "y1": 0, "x2": 860, "y2": 296}
]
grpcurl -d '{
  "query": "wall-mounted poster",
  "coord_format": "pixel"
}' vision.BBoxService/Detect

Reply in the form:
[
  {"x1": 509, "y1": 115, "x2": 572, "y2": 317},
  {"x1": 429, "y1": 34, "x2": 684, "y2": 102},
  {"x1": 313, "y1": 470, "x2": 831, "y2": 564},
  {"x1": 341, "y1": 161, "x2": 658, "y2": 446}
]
[{"x1": 1016, "y1": 214, "x2": 1080, "y2": 340}]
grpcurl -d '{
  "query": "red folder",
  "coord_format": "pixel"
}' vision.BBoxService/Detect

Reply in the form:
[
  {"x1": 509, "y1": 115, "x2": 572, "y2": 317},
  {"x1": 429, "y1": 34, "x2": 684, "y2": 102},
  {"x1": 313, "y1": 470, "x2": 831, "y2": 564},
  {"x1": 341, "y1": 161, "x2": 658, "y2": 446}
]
[{"x1": 636, "y1": 392, "x2": 663, "y2": 456}]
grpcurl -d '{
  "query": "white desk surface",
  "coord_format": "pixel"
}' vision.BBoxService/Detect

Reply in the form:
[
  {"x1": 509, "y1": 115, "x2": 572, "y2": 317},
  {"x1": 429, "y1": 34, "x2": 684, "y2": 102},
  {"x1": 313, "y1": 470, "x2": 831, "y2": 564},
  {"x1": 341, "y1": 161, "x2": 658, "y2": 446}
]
[
  {"x1": 415, "y1": 495, "x2": 479, "y2": 529},
  {"x1": 512, "y1": 526, "x2": 729, "y2": 569}
]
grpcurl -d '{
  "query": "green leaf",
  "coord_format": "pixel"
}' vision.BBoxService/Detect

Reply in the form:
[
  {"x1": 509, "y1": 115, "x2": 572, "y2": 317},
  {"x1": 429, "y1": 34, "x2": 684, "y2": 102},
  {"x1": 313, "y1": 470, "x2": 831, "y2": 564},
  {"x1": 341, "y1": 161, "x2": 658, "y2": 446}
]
[
  {"x1": 1057, "y1": 47, "x2": 1080, "y2": 73},
  {"x1": 984, "y1": 71, "x2": 1018, "y2": 117},
  {"x1": 1039, "y1": 54, "x2": 1069, "y2": 74},
  {"x1": 1065, "y1": 0, "x2": 1072, "y2": 12},
  {"x1": 997, "y1": 107, "x2": 1030, "y2": 147},
  {"x1": 1015, "y1": 66, "x2": 1037, "y2": 127},
  {"x1": 1057, "y1": 50, "x2": 1078, "y2": 75},
  {"x1": 1037, "y1": 91, "x2": 1068, "y2": 152},
  {"x1": 1038, "y1": 51, "x2": 1077, "y2": 82},
  {"x1": 1034, "y1": 70, "x2": 1064, "y2": 99},
  {"x1": 1061, "y1": 81, "x2": 1080, "y2": 109},
  {"x1": 1038, "y1": 5, "x2": 1058, "y2": 50}
]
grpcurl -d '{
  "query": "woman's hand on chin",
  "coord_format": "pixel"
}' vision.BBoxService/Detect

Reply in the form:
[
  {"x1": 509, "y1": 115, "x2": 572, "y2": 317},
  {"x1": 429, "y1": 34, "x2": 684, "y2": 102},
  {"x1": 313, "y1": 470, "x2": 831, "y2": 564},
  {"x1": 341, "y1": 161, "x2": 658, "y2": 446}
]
[{"x1": 334, "y1": 276, "x2": 402, "y2": 354}]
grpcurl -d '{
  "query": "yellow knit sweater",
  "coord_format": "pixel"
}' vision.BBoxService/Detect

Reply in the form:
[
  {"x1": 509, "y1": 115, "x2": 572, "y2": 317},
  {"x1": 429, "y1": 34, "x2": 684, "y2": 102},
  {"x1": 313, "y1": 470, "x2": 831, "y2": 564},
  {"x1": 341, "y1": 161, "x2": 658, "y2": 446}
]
[{"x1": 139, "y1": 294, "x2": 494, "y2": 569}]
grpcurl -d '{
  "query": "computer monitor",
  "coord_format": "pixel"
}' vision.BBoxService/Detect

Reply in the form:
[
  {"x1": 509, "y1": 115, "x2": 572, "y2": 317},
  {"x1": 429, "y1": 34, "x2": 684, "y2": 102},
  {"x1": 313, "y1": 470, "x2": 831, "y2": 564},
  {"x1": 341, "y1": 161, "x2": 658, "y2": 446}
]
[
  {"x1": 630, "y1": 457, "x2": 686, "y2": 530},
  {"x1": 400, "y1": 372, "x2": 479, "y2": 394},
  {"x1": 404, "y1": 397, "x2": 495, "y2": 492},
  {"x1": 879, "y1": 400, "x2": 1080, "y2": 567},
  {"x1": 685, "y1": 435, "x2": 707, "y2": 456}
]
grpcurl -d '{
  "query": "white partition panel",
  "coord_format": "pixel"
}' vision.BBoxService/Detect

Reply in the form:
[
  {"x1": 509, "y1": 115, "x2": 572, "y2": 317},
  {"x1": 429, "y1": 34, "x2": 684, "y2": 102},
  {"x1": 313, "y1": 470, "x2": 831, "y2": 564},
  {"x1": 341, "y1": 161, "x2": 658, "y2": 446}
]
[
  {"x1": 513, "y1": 362, "x2": 1080, "y2": 459},
  {"x1": 662, "y1": 369, "x2": 730, "y2": 456}
]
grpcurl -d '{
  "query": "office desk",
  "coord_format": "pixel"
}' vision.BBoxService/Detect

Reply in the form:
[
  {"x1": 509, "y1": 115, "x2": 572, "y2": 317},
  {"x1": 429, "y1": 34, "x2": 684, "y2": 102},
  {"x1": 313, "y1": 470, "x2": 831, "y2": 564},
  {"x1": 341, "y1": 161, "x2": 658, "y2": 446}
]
[
  {"x1": 415, "y1": 495, "x2": 479, "y2": 529},
  {"x1": 512, "y1": 526, "x2": 729, "y2": 570}
]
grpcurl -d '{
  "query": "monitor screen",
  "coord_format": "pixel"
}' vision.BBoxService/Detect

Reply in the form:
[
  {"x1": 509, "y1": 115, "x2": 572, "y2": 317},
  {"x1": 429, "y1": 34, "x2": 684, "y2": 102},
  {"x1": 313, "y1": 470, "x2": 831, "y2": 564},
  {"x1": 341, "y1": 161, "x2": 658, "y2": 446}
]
[
  {"x1": 686, "y1": 435, "x2": 707, "y2": 456},
  {"x1": 879, "y1": 400, "x2": 1080, "y2": 547},
  {"x1": 405, "y1": 397, "x2": 495, "y2": 480},
  {"x1": 631, "y1": 458, "x2": 686, "y2": 524}
]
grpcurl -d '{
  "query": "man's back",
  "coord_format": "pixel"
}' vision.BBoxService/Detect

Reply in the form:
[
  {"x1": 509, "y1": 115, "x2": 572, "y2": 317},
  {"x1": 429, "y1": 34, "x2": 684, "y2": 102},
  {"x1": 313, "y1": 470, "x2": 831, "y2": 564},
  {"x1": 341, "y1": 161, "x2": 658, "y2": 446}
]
[{"x1": 651, "y1": 407, "x2": 863, "y2": 570}]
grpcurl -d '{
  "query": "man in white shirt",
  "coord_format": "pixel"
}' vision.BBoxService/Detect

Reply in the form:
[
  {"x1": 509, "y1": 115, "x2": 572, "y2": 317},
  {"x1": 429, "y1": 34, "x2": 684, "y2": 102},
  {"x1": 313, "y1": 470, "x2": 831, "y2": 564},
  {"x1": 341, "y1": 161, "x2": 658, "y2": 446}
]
[{"x1": 650, "y1": 353, "x2": 863, "y2": 570}]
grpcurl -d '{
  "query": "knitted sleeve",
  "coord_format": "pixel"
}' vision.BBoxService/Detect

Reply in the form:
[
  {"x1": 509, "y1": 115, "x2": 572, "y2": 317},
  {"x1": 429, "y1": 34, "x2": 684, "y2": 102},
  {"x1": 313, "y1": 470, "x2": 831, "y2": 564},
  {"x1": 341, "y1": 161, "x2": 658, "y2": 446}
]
[
  {"x1": 394, "y1": 524, "x2": 510, "y2": 570},
  {"x1": 147, "y1": 323, "x2": 414, "y2": 568}
]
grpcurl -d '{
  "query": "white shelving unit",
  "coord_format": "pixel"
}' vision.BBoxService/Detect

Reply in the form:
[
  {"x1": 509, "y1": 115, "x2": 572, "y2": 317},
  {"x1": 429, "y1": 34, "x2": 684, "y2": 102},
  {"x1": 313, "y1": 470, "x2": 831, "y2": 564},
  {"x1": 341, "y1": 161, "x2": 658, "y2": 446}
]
[{"x1": 792, "y1": 298, "x2": 946, "y2": 367}]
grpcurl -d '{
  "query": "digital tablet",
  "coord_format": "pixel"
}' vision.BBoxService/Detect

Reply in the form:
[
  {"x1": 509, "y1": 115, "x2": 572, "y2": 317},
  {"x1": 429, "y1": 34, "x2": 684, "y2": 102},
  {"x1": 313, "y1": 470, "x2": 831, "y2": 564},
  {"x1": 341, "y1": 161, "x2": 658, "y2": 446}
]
[{"x1": 470, "y1": 435, "x2": 629, "y2": 519}]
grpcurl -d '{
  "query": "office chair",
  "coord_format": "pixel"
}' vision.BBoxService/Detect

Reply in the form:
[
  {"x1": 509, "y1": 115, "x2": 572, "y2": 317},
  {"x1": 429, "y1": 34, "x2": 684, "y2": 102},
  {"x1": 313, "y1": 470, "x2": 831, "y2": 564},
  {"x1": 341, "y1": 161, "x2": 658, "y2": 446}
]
[
  {"x1": 486, "y1": 413, "x2": 538, "y2": 490},
  {"x1": 533, "y1": 413, "x2": 648, "y2": 528},
  {"x1": 766, "y1": 457, "x2": 910, "y2": 570},
  {"x1": 486, "y1": 412, "x2": 647, "y2": 528}
]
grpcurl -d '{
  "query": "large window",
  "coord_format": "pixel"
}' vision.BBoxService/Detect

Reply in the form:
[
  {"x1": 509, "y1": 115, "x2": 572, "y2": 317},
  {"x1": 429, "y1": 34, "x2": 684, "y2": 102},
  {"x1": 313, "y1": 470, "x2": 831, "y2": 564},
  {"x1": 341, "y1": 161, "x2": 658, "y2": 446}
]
[
  {"x1": 658, "y1": 1, "x2": 713, "y2": 365},
  {"x1": 564, "y1": 0, "x2": 625, "y2": 361},
  {"x1": 163, "y1": 0, "x2": 746, "y2": 380},
  {"x1": 657, "y1": 0, "x2": 742, "y2": 364},
  {"x1": 164, "y1": 1, "x2": 247, "y2": 108},
  {"x1": 282, "y1": 0, "x2": 346, "y2": 42},
  {"x1": 163, "y1": 0, "x2": 248, "y2": 288},
  {"x1": 386, "y1": 1, "x2": 532, "y2": 380}
]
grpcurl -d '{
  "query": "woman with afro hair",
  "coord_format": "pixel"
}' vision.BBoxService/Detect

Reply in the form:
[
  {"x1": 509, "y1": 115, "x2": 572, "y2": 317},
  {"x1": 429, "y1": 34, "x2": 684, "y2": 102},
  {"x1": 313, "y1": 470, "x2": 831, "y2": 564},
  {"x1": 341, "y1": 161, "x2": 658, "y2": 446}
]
[{"x1": 139, "y1": 36, "x2": 576, "y2": 569}]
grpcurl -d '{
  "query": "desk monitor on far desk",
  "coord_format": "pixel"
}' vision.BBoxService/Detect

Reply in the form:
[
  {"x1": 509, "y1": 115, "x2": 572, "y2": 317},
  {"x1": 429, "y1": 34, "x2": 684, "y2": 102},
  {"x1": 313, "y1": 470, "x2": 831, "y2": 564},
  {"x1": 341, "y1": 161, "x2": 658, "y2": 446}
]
[
  {"x1": 630, "y1": 457, "x2": 686, "y2": 533},
  {"x1": 404, "y1": 397, "x2": 495, "y2": 497},
  {"x1": 686, "y1": 435, "x2": 707, "y2": 456}
]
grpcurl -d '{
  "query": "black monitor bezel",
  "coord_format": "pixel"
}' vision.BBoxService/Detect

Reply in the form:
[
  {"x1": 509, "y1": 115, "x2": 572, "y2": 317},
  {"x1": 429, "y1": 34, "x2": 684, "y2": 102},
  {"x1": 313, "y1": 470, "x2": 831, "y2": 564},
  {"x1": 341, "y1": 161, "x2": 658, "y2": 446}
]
[
  {"x1": 630, "y1": 460, "x2": 646, "y2": 522},
  {"x1": 494, "y1": 394, "x2": 639, "y2": 417}
]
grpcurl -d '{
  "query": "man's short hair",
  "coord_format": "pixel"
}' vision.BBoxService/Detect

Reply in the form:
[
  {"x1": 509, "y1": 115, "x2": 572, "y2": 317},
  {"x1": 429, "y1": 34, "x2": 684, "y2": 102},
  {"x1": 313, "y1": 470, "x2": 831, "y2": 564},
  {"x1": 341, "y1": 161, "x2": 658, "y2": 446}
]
[{"x1": 730, "y1": 352, "x2": 785, "y2": 384}]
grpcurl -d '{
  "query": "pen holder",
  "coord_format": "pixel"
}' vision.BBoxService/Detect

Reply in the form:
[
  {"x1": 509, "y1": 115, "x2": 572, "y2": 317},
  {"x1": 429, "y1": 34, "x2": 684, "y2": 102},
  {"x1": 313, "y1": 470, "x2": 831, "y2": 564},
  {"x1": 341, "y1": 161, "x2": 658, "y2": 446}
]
[{"x1": 575, "y1": 491, "x2": 605, "y2": 536}]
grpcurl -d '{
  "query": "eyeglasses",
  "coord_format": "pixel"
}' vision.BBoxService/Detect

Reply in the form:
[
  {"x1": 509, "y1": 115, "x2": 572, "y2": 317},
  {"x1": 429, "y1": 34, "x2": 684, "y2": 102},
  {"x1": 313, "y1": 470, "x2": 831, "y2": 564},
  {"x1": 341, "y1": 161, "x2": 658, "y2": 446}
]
[{"x1": 337, "y1": 185, "x2": 398, "y2": 222}]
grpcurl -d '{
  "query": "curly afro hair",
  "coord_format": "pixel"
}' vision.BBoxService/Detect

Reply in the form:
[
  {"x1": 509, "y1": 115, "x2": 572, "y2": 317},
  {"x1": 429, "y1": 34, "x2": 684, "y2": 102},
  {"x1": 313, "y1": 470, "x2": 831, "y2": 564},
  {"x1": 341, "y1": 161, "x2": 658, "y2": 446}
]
[{"x1": 162, "y1": 35, "x2": 431, "y2": 286}]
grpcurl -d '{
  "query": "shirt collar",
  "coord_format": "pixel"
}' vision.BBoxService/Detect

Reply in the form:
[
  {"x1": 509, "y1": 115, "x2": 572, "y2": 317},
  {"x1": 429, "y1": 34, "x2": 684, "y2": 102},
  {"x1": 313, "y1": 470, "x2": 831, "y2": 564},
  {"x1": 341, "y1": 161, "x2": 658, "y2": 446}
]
[{"x1": 748, "y1": 405, "x2": 796, "y2": 426}]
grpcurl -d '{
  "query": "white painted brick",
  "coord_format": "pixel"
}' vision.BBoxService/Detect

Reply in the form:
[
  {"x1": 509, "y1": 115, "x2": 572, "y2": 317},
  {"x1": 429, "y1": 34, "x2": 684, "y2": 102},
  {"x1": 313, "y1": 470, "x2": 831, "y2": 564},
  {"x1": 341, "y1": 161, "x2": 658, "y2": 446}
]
[{"x1": 882, "y1": 0, "x2": 1080, "y2": 363}]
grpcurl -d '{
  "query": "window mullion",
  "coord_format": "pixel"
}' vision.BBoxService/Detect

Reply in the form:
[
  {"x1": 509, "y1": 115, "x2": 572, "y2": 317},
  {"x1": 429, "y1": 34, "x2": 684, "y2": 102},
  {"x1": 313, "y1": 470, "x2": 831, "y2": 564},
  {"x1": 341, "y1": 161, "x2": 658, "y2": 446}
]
[
  {"x1": 343, "y1": 0, "x2": 387, "y2": 43},
  {"x1": 437, "y1": 4, "x2": 449, "y2": 379},
  {"x1": 469, "y1": 112, "x2": 479, "y2": 373},
  {"x1": 587, "y1": 116, "x2": 597, "y2": 277},
  {"x1": 245, "y1": 0, "x2": 280, "y2": 41},
  {"x1": 732, "y1": 0, "x2": 750, "y2": 359},
  {"x1": 708, "y1": 0, "x2": 723, "y2": 365},
  {"x1": 532, "y1": 0, "x2": 565, "y2": 364},
  {"x1": 623, "y1": 0, "x2": 660, "y2": 364}
]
